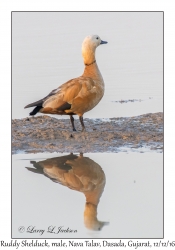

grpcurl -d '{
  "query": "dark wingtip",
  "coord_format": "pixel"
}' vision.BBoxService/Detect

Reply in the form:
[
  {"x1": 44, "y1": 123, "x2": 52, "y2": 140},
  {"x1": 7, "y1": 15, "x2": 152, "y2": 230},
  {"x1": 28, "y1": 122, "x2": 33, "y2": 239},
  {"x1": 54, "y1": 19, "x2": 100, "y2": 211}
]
[
  {"x1": 26, "y1": 167, "x2": 43, "y2": 175},
  {"x1": 24, "y1": 103, "x2": 34, "y2": 109}
]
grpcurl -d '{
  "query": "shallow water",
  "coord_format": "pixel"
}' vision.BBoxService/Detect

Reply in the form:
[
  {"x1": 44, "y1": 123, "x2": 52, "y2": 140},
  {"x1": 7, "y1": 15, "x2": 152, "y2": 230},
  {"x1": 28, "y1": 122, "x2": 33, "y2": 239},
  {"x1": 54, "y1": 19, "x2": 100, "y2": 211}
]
[
  {"x1": 12, "y1": 12, "x2": 163, "y2": 119},
  {"x1": 12, "y1": 152, "x2": 163, "y2": 238}
]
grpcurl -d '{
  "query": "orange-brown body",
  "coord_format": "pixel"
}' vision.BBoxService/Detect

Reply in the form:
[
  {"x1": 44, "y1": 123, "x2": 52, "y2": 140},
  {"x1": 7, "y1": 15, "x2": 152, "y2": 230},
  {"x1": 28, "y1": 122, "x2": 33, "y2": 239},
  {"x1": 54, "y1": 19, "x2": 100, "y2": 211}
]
[{"x1": 24, "y1": 35, "x2": 107, "y2": 131}]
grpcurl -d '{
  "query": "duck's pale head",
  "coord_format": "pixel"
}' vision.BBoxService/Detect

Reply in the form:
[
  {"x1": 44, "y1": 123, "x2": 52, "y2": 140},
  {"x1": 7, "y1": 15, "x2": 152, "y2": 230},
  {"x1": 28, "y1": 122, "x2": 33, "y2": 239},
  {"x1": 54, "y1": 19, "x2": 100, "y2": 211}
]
[{"x1": 82, "y1": 35, "x2": 107, "y2": 65}]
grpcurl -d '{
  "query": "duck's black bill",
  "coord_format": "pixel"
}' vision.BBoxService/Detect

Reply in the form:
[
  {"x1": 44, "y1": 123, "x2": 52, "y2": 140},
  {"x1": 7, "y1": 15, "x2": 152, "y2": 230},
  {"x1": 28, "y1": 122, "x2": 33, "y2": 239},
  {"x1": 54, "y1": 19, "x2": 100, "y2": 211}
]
[{"x1": 100, "y1": 40, "x2": 108, "y2": 44}]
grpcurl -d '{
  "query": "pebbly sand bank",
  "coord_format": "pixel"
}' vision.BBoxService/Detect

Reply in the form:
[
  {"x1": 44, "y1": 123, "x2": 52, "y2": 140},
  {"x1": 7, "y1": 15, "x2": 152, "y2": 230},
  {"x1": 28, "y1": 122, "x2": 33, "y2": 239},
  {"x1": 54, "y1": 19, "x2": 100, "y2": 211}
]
[{"x1": 12, "y1": 112, "x2": 163, "y2": 154}]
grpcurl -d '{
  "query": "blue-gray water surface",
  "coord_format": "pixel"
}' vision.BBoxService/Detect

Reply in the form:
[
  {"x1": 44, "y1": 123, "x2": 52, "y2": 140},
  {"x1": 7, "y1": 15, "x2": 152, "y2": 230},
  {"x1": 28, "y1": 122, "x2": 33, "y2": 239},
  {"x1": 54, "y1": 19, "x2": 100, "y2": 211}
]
[
  {"x1": 12, "y1": 12, "x2": 163, "y2": 120},
  {"x1": 12, "y1": 152, "x2": 163, "y2": 238}
]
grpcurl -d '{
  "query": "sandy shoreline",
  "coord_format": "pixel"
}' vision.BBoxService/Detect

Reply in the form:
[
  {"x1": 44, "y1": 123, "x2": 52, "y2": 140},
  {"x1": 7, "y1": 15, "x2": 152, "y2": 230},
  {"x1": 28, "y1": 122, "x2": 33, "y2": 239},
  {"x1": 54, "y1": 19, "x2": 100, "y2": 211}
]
[{"x1": 12, "y1": 112, "x2": 163, "y2": 154}]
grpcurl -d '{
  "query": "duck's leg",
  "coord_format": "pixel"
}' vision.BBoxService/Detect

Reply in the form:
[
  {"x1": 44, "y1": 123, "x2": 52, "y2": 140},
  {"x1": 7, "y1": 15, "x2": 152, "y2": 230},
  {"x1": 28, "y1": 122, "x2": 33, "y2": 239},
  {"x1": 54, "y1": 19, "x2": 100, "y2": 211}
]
[
  {"x1": 79, "y1": 115, "x2": 85, "y2": 132},
  {"x1": 70, "y1": 115, "x2": 76, "y2": 131}
]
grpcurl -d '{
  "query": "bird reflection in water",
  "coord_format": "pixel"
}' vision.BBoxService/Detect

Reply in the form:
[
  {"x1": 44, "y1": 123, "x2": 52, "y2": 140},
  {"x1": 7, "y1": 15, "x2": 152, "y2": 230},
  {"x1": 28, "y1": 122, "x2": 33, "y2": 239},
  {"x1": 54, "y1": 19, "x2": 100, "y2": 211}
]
[{"x1": 26, "y1": 153, "x2": 109, "y2": 231}]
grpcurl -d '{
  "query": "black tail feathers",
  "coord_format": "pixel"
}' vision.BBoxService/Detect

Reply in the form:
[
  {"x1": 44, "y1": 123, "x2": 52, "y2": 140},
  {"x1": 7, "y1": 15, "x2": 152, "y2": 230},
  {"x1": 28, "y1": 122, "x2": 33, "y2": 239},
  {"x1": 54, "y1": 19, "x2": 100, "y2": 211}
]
[{"x1": 29, "y1": 106, "x2": 42, "y2": 116}]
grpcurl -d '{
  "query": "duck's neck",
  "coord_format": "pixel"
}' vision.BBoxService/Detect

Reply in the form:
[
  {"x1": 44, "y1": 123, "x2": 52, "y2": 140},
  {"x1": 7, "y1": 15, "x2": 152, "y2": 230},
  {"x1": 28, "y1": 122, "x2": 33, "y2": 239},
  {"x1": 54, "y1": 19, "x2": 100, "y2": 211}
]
[
  {"x1": 84, "y1": 203, "x2": 98, "y2": 229},
  {"x1": 82, "y1": 48, "x2": 102, "y2": 79},
  {"x1": 82, "y1": 46, "x2": 96, "y2": 65},
  {"x1": 85, "y1": 59, "x2": 96, "y2": 67},
  {"x1": 82, "y1": 61, "x2": 103, "y2": 80}
]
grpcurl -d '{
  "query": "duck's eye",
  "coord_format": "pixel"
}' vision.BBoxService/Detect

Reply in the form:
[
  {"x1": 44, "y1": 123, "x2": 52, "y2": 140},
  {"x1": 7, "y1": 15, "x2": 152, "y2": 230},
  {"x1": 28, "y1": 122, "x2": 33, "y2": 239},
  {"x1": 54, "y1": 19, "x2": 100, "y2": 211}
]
[{"x1": 96, "y1": 37, "x2": 99, "y2": 40}]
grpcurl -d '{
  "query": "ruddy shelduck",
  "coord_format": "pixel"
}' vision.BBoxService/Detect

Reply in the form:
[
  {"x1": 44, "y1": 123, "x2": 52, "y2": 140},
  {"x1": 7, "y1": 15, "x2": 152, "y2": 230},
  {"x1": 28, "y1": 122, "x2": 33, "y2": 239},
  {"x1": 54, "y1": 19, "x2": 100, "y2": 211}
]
[{"x1": 24, "y1": 35, "x2": 107, "y2": 131}]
